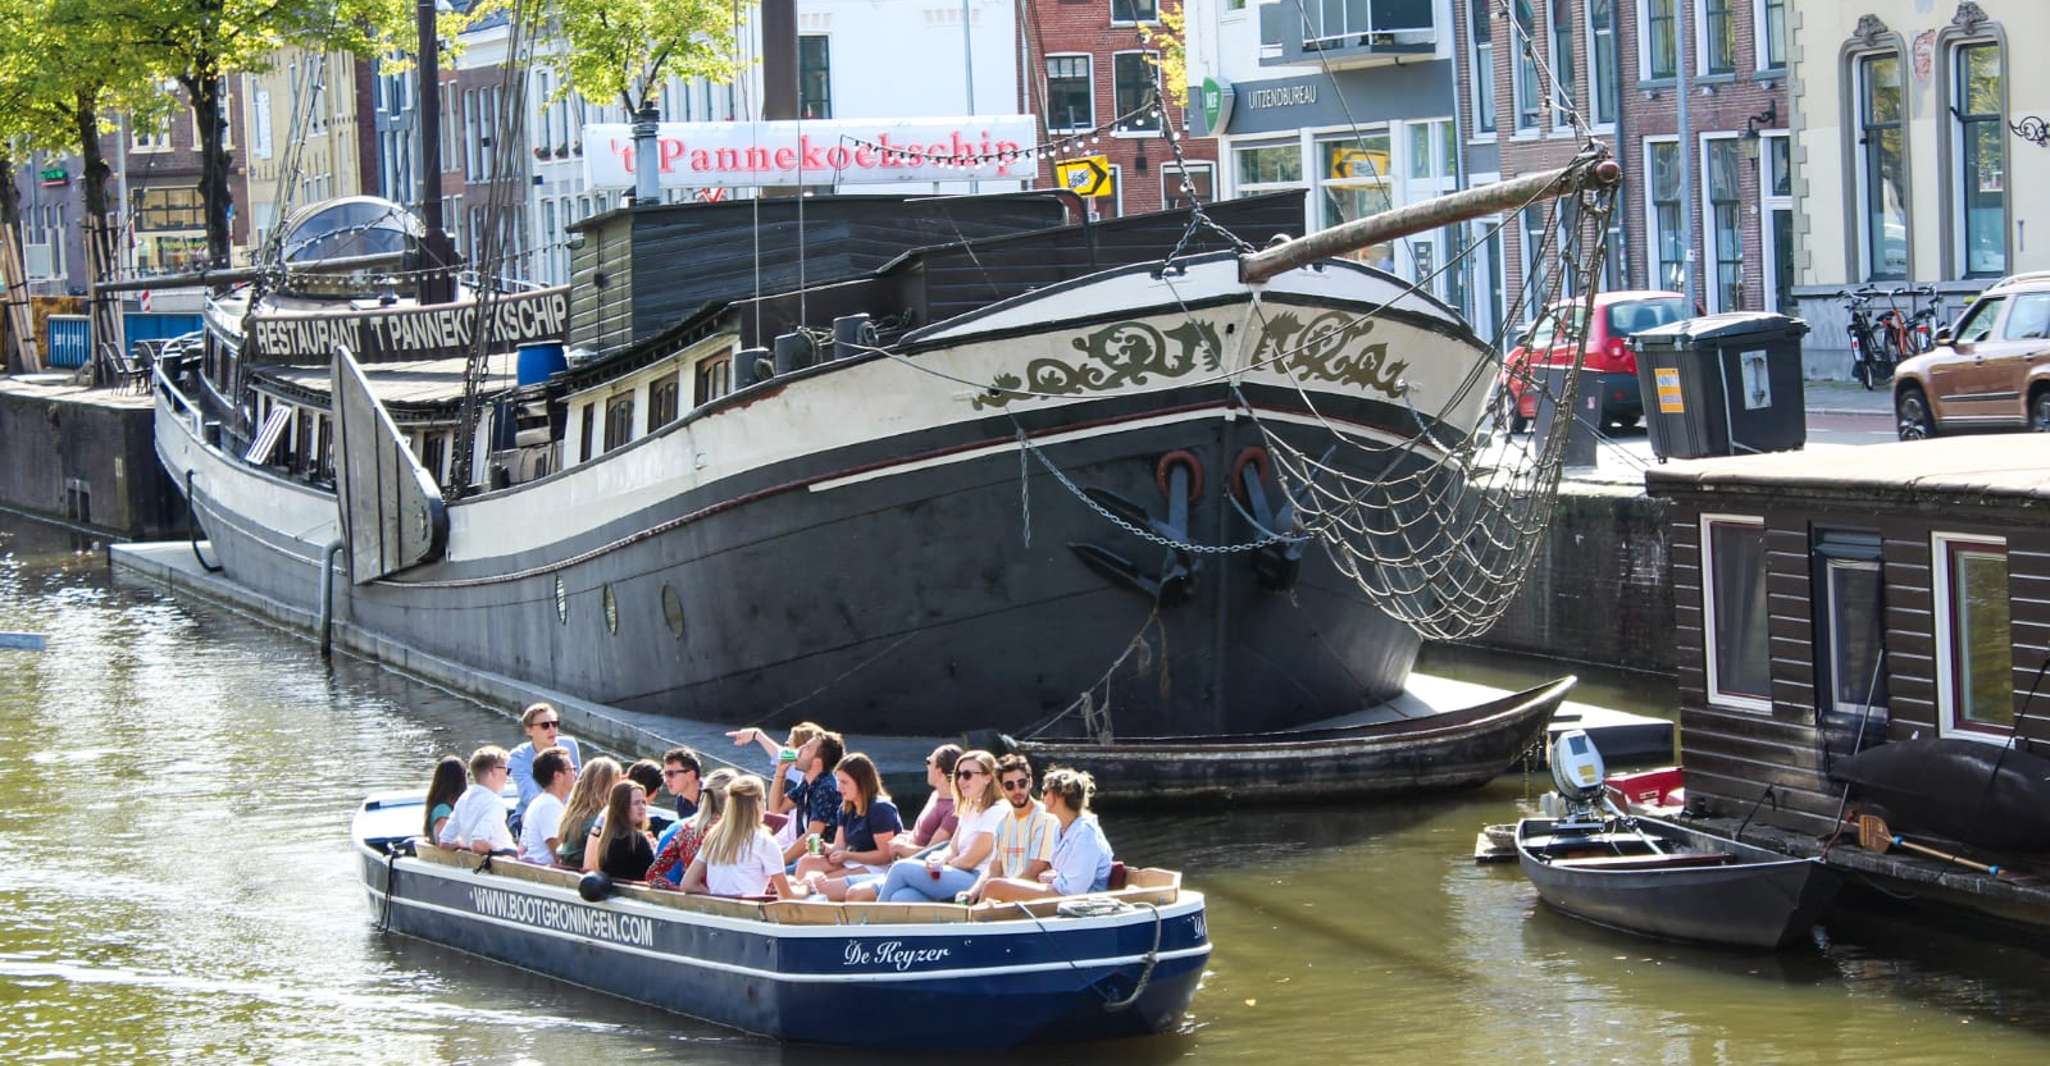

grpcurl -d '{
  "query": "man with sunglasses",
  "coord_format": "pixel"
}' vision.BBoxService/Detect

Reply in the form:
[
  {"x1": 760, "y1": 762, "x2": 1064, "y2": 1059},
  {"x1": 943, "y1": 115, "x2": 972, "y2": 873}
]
[
  {"x1": 968, "y1": 753, "x2": 1056, "y2": 904},
  {"x1": 660, "y1": 746, "x2": 703, "y2": 820},
  {"x1": 507, "y1": 702, "x2": 584, "y2": 827}
]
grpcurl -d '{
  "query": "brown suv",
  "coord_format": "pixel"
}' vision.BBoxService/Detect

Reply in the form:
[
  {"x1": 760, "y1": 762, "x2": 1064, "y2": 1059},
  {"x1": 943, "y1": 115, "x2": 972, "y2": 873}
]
[{"x1": 1894, "y1": 273, "x2": 2050, "y2": 439}]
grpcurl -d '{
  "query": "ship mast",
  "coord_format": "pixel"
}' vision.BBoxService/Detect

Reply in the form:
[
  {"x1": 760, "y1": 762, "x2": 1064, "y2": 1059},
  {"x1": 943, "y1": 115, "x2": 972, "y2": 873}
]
[{"x1": 413, "y1": 0, "x2": 458, "y2": 304}]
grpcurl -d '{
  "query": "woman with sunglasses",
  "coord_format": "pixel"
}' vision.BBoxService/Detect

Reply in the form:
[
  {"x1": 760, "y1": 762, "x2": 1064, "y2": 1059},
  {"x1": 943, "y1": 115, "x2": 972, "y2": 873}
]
[
  {"x1": 889, "y1": 743, "x2": 962, "y2": 859},
  {"x1": 507, "y1": 702, "x2": 583, "y2": 827},
  {"x1": 873, "y1": 749, "x2": 1003, "y2": 903}
]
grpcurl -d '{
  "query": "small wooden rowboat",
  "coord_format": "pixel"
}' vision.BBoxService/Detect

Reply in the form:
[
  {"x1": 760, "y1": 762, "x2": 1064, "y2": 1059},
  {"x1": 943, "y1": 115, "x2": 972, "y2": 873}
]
[
  {"x1": 1515, "y1": 814, "x2": 1841, "y2": 949},
  {"x1": 1001, "y1": 676, "x2": 1573, "y2": 804}
]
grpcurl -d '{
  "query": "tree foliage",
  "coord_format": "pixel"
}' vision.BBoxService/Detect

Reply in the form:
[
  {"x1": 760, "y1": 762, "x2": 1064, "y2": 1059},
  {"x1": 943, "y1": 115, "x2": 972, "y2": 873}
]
[
  {"x1": 1137, "y1": 0, "x2": 1188, "y2": 110},
  {"x1": 549, "y1": 0, "x2": 744, "y2": 115}
]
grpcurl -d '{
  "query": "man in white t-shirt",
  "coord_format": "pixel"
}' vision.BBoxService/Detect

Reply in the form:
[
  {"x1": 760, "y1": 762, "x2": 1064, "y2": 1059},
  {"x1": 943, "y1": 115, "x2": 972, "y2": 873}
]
[
  {"x1": 440, "y1": 746, "x2": 517, "y2": 854},
  {"x1": 518, "y1": 746, "x2": 575, "y2": 864}
]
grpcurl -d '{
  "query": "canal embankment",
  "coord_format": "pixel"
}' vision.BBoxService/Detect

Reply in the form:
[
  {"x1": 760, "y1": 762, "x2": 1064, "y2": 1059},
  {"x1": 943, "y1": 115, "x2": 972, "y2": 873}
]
[{"x1": 0, "y1": 375, "x2": 185, "y2": 538}]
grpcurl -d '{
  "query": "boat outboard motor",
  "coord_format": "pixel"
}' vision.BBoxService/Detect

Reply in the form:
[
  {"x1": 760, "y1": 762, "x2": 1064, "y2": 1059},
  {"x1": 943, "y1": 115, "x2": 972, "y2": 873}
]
[
  {"x1": 773, "y1": 331, "x2": 816, "y2": 374},
  {"x1": 831, "y1": 314, "x2": 875, "y2": 360},
  {"x1": 578, "y1": 871, "x2": 616, "y2": 902},
  {"x1": 1549, "y1": 729, "x2": 1609, "y2": 822},
  {"x1": 734, "y1": 347, "x2": 774, "y2": 388}
]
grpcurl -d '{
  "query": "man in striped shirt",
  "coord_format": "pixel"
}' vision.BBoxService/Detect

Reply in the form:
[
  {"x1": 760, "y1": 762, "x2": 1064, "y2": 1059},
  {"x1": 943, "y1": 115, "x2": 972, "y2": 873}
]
[{"x1": 970, "y1": 754, "x2": 1056, "y2": 902}]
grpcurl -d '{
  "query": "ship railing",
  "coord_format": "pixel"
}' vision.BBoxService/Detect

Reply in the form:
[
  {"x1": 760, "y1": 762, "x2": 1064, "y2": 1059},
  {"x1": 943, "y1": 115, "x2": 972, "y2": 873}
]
[
  {"x1": 408, "y1": 840, "x2": 1184, "y2": 924},
  {"x1": 154, "y1": 360, "x2": 205, "y2": 438}
]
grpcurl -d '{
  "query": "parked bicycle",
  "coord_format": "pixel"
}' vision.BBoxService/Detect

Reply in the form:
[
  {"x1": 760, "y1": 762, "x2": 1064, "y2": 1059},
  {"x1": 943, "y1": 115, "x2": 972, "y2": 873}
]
[
  {"x1": 1873, "y1": 285, "x2": 1940, "y2": 369},
  {"x1": 1838, "y1": 287, "x2": 1890, "y2": 390}
]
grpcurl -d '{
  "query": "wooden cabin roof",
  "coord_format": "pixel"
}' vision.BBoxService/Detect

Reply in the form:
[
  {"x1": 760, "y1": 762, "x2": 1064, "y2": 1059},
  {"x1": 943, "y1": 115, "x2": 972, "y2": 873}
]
[
  {"x1": 253, "y1": 357, "x2": 517, "y2": 414},
  {"x1": 1645, "y1": 436, "x2": 2050, "y2": 503}
]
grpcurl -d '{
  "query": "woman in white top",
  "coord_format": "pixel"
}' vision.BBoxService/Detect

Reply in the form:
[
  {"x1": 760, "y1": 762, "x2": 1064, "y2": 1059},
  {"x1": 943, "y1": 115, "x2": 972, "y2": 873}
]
[
  {"x1": 682, "y1": 775, "x2": 801, "y2": 899},
  {"x1": 875, "y1": 749, "x2": 1003, "y2": 903}
]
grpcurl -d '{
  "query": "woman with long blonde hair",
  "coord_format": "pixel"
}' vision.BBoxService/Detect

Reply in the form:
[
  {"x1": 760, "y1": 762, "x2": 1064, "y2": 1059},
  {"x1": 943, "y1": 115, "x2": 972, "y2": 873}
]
[
  {"x1": 681, "y1": 774, "x2": 800, "y2": 898},
  {"x1": 648, "y1": 767, "x2": 737, "y2": 888},
  {"x1": 873, "y1": 749, "x2": 1003, "y2": 903},
  {"x1": 555, "y1": 756, "x2": 621, "y2": 867}
]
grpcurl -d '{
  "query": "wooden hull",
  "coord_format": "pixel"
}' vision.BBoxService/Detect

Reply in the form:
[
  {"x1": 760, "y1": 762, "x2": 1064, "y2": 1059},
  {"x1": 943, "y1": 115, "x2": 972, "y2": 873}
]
[
  {"x1": 1515, "y1": 816, "x2": 1841, "y2": 949},
  {"x1": 1005, "y1": 676, "x2": 1574, "y2": 804}
]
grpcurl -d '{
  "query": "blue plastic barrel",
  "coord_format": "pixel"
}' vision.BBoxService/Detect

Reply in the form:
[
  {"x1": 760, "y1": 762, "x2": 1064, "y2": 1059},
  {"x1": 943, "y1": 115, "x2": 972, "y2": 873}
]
[{"x1": 515, "y1": 341, "x2": 567, "y2": 386}]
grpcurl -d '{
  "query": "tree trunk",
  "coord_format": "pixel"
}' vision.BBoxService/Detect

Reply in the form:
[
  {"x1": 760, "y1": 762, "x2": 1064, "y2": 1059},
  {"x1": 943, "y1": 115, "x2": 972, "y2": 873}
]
[
  {"x1": 183, "y1": 72, "x2": 234, "y2": 270},
  {"x1": 76, "y1": 89, "x2": 122, "y2": 387},
  {"x1": 0, "y1": 152, "x2": 35, "y2": 373}
]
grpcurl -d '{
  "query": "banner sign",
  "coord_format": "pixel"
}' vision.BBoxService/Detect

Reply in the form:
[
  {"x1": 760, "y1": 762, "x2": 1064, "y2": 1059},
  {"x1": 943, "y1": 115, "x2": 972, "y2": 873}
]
[
  {"x1": 583, "y1": 116, "x2": 1038, "y2": 189},
  {"x1": 246, "y1": 286, "x2": 570, "y2": 365}
]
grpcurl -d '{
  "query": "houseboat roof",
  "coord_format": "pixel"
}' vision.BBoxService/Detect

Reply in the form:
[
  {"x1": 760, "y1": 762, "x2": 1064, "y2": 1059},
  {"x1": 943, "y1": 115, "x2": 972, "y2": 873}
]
[
  {"x1": 252, "y1": 357, "x2": 517, "y2": 412},
  {"x1": 1646, "y1": 436, "x2": 2050, "y2": 502}
]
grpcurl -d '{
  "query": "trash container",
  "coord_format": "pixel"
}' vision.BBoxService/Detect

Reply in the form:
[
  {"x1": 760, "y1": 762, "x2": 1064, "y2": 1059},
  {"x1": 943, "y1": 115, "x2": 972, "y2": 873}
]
[
  {"x1": 1630, "y1": 312, "x2": 1809, "y2": 461},
  {"x1": 1531, "y1": 366, "x2": 1601, "y2": 469}
]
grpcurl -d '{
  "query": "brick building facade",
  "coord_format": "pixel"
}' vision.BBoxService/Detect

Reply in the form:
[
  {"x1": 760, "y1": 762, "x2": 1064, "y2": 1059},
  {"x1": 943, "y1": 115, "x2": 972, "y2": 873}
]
[
  {"x1": 1456, "y1": 0, "x2": 1789, "y2": 328},
  {"x1": 1024, "y1": 0, "x2": 1216, "y2": 217}
]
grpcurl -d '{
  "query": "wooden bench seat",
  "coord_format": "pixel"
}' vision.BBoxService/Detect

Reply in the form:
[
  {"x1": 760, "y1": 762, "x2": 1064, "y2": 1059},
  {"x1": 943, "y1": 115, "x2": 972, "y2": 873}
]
[{"x1": 1549, "y1": 851, "x2": 1735, "y2": 871}]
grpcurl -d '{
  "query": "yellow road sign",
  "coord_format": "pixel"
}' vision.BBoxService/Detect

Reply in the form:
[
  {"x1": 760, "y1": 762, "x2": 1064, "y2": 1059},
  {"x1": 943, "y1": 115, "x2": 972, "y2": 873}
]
[{"x1": 1056, "y1": 155, "x2": 1114, "y2": 198}]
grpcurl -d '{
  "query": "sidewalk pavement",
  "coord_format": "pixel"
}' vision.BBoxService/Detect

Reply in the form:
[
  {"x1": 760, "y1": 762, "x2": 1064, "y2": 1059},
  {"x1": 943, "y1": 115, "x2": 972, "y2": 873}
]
[{"x1": 1803, "y1": 380, "x2": 1894, "y2": 416}]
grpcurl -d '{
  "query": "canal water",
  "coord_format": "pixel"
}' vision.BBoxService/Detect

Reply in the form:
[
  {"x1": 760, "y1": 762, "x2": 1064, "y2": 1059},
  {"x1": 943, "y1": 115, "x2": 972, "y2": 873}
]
[{"x1": 5, "y1": 512, "x2": 2050, "y2": 1063}]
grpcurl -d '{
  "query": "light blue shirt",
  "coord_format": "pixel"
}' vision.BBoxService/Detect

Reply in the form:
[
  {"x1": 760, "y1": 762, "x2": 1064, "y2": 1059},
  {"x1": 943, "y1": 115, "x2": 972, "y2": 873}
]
[
  {"x1": 1048, "y1": 813, "x2": 1113, "y2": 895},
  {"x1": 508, "y1": 736, "x2": 583, "y2": 819}
]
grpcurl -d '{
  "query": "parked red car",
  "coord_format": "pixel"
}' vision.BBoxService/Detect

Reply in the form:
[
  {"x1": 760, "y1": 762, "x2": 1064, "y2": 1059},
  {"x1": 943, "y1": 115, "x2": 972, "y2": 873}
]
[{"x1": 1504, "y1": 290, "x2": 1690, "y2": 432}]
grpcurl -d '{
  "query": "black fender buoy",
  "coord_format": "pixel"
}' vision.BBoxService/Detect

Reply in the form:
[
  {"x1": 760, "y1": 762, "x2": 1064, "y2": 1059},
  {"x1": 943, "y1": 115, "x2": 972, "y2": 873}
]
[{"x1": 578, "y1": 872, "x2": 615, "y2": 902}]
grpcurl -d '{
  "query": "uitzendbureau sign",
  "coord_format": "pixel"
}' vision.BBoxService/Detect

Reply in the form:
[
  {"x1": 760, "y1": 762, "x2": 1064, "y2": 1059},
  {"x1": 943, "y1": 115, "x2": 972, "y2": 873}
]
[
  {"x1": 247, "y1": 287, "x2": 569, "y2": 363},
  {"x1": 582, "y1": 116, "x2": 1037, "y2": 189}
]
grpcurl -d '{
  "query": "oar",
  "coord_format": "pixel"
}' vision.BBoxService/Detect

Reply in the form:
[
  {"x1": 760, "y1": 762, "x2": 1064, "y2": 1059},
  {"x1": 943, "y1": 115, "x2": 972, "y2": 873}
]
[
  {"x1": 1854, "y1": 813, "x2": 2004, "y2": 879},
  {"x1": 0, "y1": 632, "x2": 47, "y2": 652}
]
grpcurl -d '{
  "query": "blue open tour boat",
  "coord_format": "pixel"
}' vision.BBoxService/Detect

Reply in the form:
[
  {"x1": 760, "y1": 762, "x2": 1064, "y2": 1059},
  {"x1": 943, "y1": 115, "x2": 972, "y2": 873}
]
[{"x1": 352, "y1": 789, "x2": 1210, "y2": 1047}]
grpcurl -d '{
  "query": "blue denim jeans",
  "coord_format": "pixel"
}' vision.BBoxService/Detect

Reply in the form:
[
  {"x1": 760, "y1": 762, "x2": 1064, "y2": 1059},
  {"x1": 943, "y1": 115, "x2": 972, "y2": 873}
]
[{"x1": 879, "y1": 859, "x2": 977, "y2": 903}]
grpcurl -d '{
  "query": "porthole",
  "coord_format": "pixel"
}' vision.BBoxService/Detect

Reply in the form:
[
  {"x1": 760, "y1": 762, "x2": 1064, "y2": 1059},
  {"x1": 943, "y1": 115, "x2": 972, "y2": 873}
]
[
  {"x1": 554, "y1": 575, "x2": 568, "y2": 623},
  {"x1": 662, "y1": 584, "x2": 685, "y2": 640},
  {"x1": 602, "y1": 583, "x2": 619, "y2": 634}
]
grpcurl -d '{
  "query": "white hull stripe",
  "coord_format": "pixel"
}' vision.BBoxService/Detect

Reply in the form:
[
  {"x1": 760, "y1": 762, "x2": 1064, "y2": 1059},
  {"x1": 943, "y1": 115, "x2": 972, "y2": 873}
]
[{"x1": 364, "y1": 885, "x2": 1209, "y2": 983}]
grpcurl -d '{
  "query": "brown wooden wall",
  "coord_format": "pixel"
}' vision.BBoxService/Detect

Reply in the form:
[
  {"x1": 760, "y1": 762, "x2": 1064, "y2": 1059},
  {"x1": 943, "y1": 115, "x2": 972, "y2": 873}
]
[{"x1": 1661, "y1": 487, "x2": 2050, "y2": 839}]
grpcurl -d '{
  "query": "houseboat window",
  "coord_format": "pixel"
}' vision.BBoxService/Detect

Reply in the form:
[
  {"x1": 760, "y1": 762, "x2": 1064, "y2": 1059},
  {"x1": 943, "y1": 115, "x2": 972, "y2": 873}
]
[
  {"x1": 651, "y1": 377, "x2": 681, "y2": 429},
  {"x1": 578, "y1": 404, "x2": 595, "y2": 463},
  {"x1": 1935, "y1": 533, "x2": 2014, "y2": 737},
  {"x1": 422, "y1": 432, "x2": 448, "y2": 484},
  {"x1": 1823, "y1": 558, "x2": 1887, "y2": 712},
  {"x1": 695, "y1": 356, "x2": 732, "y2": 407},
  {"x1": 316, "y1": 416, "x2": 333, "y2": 478},
  {"x1": 1701, "y1": 515, "x2": 1770, "y2": 710},
  {"x1": 294, "y1": 410, "x2": 315, "y2": 474},
  {"x1": 603, "y1": 394, "x2": 635, "y2": 453}
]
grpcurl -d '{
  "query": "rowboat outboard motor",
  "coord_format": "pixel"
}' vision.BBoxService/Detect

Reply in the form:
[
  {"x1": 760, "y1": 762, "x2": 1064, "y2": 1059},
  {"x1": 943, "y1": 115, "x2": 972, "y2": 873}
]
[{"x1": 1547, "y1": 729, "x2": 1609, "y2": 824}]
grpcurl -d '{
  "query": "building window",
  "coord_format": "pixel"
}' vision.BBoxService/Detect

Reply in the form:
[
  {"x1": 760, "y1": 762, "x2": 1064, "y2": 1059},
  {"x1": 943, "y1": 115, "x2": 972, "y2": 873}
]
[
  {"x1": 1318, "y1": 132, "x2": 1394, "y2": 272},
  {"x1": 1759, "y1": 0, "x2": 1786, "y2": 70},
  {"x1": 1046, "y1": 55, "x2": 1093, "y2": 133},
  {"x1": 1469, "y1": 1, "x2": 1496, "y2": 135},
  {"x1": 694, "y1": 355, "x2": 732, "y2": 406},
  {"x1": 1762, "y1": 133, "x2": 1793, "y2": 313},
  {"x1": 1702, "y1": 0, "x2": 1735, "y2": 75},
  {"x1": 1645, "y1": 0, "x2": 1677, "y2": 79},
  {"x1": 1706, "y1": 137, "x2": 1742, "y2": 311},
  {"x1": 577, "y1": 404, "x2": 594, "y2": 463},
  {"x1": 1955, "y1": 41, "x2": 2005, "y2": 278},
  {"x1": 1589, "y1": 0, "x2": 1618, "y2": 127},
  {"x1": 1933, "y1": 533, "x2": 2013, "y2": 739},
  {"x1": 133, "y1": 186, "x2": 206, "y2": 231},
  {"x1": 1549, "y1": 0, "x2": 1575, "y2": 127},
  {"x1": 1111, "y1": 0, "x2": 1157, "y2": 24},
  {"x1": 799, "y1": 35, "x2": 831, "y2": 120},
  {"x1": 603, "y1": 394, "x2": 634, "y2": 453},
  {"x1": 1647, "y1": 139, "x2": 1684, "y2": 290},
  {"x1": 1512, "y1": 1, "x2": 1539, "y2": 130},
  {"x1": 1234, "y1": 140, "x2": 1303, "y2": 189},
  {"x1": 650, "y1": 377, "x2": 681, "y2": 429},
  {"x1": 1859, "y1": 52, "x2": 1908, "y2": 280},
  {"x1": 1112, "y1": 52, "x2": 1160, "y2": 132},
  {"x1": 1162, "y1": 162, "x2": 1214, "y2": 209},
  {"x1": 1702, "y1": 514, "x2": 1771, "y2": 711}
]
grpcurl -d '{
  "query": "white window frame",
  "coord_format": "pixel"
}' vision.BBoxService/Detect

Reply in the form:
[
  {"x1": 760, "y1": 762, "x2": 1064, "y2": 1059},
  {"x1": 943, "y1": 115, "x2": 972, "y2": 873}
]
[
  {"x1": 1758, "y1": 129, "x2": 1792, "y2": 312},
  {"x1": 1931, "y1": 531, "x2": 2015, "y2": 744},
  {"x1": 1044, "y1": 52, "x2": 1095, "y2": 134},
  {"x1": 1642, "y1": 134, "x2": 1682, "y2": 293},
  {"x1": 1698, "y1": 130, "x2": 1743, "y2": 313},
  {"x1": 1108, "y1": 0, "x2": 1157, "y2": 27},
  {"x1": 1822, "y1": 557, "x2": 1886, "y2": 716},
  {"x1": 1699, "y1": 512, "x2": 1773, "y2": 713},
  {"x1": 1635, "y1": 0, "x2": 1678, "y2": 81},
  {"x1": 1224, "y1": 135, "x2": 1307, "y2": 201},
  {"x1": 1584, "y1": 0, "x2": 1619, "y2": 130},
  {"x1": 1549, "y1": 0, "x2": 1576, "y2": 132},
  {"x1": 1469, "y1": 0, "x2": 1496, "y2": 141},
  {"x1": 1949, "y1": 36, "x2": 2005, "y2": 281},
  {"x1": 1751, "y1": 0, "x2": 1786, "y2": 73},
  {"x1": 1510, "y1": 1, "x2": 1539, "y2": 134},
  {"x1": 1161, "y1": 161, "x2": 1215, "y2": 208},
  {"x1": 1853, "y1": 48, "x2": 1906, "y2": 282},
  {"x1": 1692, "y1": 0, "x2": 1728, "y2": 78}
]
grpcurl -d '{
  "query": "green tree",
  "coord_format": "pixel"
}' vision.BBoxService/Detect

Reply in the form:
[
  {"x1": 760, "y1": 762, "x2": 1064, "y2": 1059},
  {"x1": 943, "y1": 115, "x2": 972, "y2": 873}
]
[{"x1": 550, "y1": 0, "x2": 743, "y2": 116}]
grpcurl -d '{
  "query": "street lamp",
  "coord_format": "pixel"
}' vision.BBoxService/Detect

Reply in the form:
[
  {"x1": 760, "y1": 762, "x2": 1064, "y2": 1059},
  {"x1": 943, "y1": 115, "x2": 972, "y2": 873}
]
[{"x1": 1740, "y1": 100, "x2": 1779, "y2": 163}]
